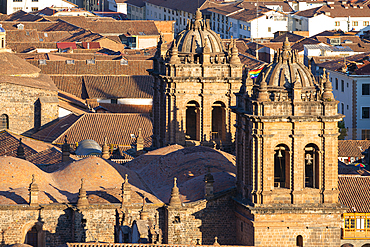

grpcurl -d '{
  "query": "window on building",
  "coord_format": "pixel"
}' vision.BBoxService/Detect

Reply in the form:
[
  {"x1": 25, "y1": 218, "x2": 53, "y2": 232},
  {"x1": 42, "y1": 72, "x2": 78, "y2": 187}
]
[
  {"x1": 335, "y1": 78, "x2": 338, "y2": 90},
  {"x1": 341, "y1": 80, "x2": 344, "y2": 92},
  {"x1": 268, "y1": 27, "x2": 271, "y2": 32},
  {"x1": 244, "y1": 25, "x2": 246, "y2": 30},
  {"x1": 364, "y1": 21, "x2": 370, "y2": 26},
  {"x1": 31, "y1": 7, "x2": 38, "y2": 11},
  {"x1": 164, "y1": 8, "x2": 166, "y2": 12},
  {"x1": 362, "y1": 130, "x2": 370, "y2": 140},
  {"x1": 341, "y1": 103, "x2": 344, "y2": 114},
  {"x1": 13, "y1": 0, "x2": 22, "y2": 2},
  {"x1": 347, "y1": 105, "x2": 349, "y2": 110},
  {"x1": 335, "y1": 21, "x2": 340, "y2": 26},
  {"x1": 296, "y1": 235, "x2": 303, "y2": 247},
  {"x1": 363, "y1": 84, "x2": 370, "y2": 95},
  {"x1": 164, "y1": 15, "x2": 166, "y2": 20},
  {"x1": 13, "y1": 7, "x2": 22, "y2": 11},
  {"x1": 0, "y1": 114, "x2": 9, "y2": 130},
  {"x1": 32, "y1": 0, "x2": 38, "y2": 1},
  {"x1": 353, "y1": 21, "x2": 358, "y2": 26},
  {"x1": 111, "y1": 99, "x2": 118, "y2": 104},
  {"x1": 347, "y1": 82, "x2": 349, "y2": 88},
  {"x1": 362, "y1": 107, "x2": 370, "y2": 119},
  {"x1": 248, "y1": 26, "x2": 250, "y2": 31}
]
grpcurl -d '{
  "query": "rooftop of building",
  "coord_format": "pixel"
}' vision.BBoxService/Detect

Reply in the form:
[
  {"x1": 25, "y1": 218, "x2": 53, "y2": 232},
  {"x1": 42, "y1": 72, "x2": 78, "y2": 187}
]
[
  {"x1": 32, "y1": 113, "x2": 153, "y2": 147},
  {"x1": 339, "y1": 140, "x2": 370, "y2": 157},
  {"x1": 294, "y1": 1, "x2": 370, "y2": 18}
]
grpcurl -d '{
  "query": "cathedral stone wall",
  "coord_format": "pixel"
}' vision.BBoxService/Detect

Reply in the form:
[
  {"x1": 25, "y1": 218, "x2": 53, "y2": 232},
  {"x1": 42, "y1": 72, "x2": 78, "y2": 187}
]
[
  {"x1": 0, "y1": 83, "x2": 58, "y2": 134},
  {"x1": 253, "y1": 212, "x2": 342, "y2": 247}
]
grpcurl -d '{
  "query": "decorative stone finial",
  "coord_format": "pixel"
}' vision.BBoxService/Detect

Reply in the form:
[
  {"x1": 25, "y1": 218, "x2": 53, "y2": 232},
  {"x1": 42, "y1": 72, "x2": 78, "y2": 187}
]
[
  {"x1": 169, "y1": 177, "x2": 182, "y2": 207},
  {"x1": 195, "y1": 9, "x2": 202, "y2": 21},
  {"x1": 140, "y1": 196, "x2": 149, "y2": 220},
  {"x1": 169, "y1": 42, "x2": 180, "y2": 64},
  {"x1": 16, "y1": 138, "x2": 25, "y2": 160},
  {"x1": 229, "y1": 39, "x2": 241, "y2": 65},
  {"x1": 77, "y1": 178, "x2": 89, "y2": 207},
  {"x1": 322, "y1": 68, "x2": 334, "y2": 101},
  {"x1": 213, "y1": 237, "x2": 220, "y2": 246},
  {"x1": 136, "y1": 128, "x2": 144, "y2": 156},
  {"x1": 257, "y1": 73, "x2": 270, "y2": 102},
  {"x1": 102, "y1": 137, "x2": 110, "y2": 159},
  {"x1": 29, "y1": 174, "x2": 39, "y2": 206},
  {"x1": 62, "y1": 135, "x2": 70, "y2": 162},
  {"x1": 121, "y1": 174, "x2": 131, "y2": 205}
]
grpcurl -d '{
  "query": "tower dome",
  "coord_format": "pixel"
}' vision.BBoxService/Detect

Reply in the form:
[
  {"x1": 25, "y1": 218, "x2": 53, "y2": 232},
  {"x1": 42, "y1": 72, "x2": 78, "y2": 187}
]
[
  {"x1": 175, "y1": 9, "x2": 224, "y2": 54},
  {"x1": 255, "y1": 37, "x2": 318, "y2": 101}
]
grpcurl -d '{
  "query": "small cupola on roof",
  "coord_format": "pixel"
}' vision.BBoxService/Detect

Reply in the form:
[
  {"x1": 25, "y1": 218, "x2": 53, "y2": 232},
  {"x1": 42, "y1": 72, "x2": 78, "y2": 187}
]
[
  {"x1": 254, "y1": 37, "x2": 318, "y2": 101},
  {"x1": 175, "y1": 9, "x2": 224, "y2": 54}
]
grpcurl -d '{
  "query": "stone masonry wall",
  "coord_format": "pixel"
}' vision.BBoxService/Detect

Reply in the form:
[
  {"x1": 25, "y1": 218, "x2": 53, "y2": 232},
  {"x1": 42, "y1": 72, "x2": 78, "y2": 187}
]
[
  {"x1": 0, "y1": 83, "x2": 58, "y2": 134},
  {"x1": 166, "y1": 192, "x2": 237, "y2": 245}
]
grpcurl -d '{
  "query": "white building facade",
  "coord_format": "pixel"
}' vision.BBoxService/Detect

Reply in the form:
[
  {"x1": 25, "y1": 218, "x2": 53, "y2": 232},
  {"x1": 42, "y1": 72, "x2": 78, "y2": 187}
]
[
  {"x1": 5, "y1": 0, "x2": 76, "y2": 14},
  {"x1": 328, "y1": 71, "x2": 370, "y2": 140}
]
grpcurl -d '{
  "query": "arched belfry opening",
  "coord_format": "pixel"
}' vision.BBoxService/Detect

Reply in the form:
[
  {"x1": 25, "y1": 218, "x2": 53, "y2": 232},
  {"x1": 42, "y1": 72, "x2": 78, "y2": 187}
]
[
  {"x1": 296, "y1": 235, "x2": 303, "y2": 246},
  {"x1": 25, "y1": 225, "x2": 38, "y2": 247},
  {"x1": 186, "y1": 101, "x2": 200, "y2": 141},
  {"x1": 211, "y1": 101, "x2": 226, "y2": 142},
  {"x1": 304, "y1": 144, "x2": 320, "y2": 189},
  {"x1": 0, "y1": 114, "x2": 9, "y2": 130},
  {"x1": 274, "y1": 144, "x2": 290, "y2": 188}
]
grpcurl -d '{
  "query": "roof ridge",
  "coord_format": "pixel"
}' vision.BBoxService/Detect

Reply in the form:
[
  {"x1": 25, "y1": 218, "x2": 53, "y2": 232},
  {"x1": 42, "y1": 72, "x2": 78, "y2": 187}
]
[{"x1": 51, "y1": 114, "x2": 85, "y2": 144}]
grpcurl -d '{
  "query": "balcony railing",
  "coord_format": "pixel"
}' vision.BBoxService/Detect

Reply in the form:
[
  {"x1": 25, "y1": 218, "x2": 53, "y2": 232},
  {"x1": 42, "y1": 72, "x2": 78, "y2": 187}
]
[{"x1": 343, "y1": 213, "x2": 370, "y2": 239}]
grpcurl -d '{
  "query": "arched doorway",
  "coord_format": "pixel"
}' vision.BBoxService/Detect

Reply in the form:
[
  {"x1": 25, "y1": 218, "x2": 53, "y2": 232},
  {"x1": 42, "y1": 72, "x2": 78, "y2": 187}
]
[
  {"x1": 296, "y1": 235, "x2": 303, "y2": 246},
  {"x1": 211, "y1": 101, "x2": 226, "y2": 142},
  {"x1": 304, "y1": 144, "x2": 320, "y2": 188},
  {"x1": 274, "y1": 144, "x2": 290, "y2": 188},
  {"x1": 186, "y1": 101, "x2": 200, "y2": 141},
  {"x1": 25, "y1": 226, "x2": 38, "y2": 247},
  {"x1": 0, "y1": 114, "x2": 9, "y2": 130}
]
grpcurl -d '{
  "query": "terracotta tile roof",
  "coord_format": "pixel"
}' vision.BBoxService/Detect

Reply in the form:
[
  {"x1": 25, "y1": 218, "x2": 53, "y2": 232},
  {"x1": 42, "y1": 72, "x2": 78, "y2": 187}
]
[
  {"x1": 98, "y1": 103, "x2": 152, "y2": 114},
  {"x1": 37, "y1": 31, "x2": 71, "y2": 42},
  {"x1": 338, "y1": 140, "x2": 370, "y2": 157},
  {"x1": 33, "y1": 113, "x2": 153, "y2": 147},
  {"x1": 4, "y1": 10, "x2": 50, "y2": 22},
  {"x1": 291, "y1": 37, "x2": 321, "y2": 52},
  {"x1": 0, "y1": 74, "x2": 58, "y2": 91},
  {"x1": 0, "y1": 52, "x2": 40, "y2": 76},
  {"x1": 28, "y1": 59, "x2": 153, "y2": 76},
  {"x1": 146, "y1": 0, "x2": 208, "y2": 14},
  {"x1": 271, "y1": 32, "x2": 305, "y2": 43},
  {"x1": 83, "y1": 75, "x2": 153, "y2": 99},
  {"x1": 316, "y1": 52, "x2": 370, "y2": 73},
  {"x1": 338, "y1": 161, "x2": 361, "y2": 175},
  {"x1": 58, "y1": 30, "x2": 104, "y2": 43},
  {"x1": 86, "y1": 20, "x2": 160, "y2": 36},
  {"x1": 0, "y1": 130, "x2": 63, "y2": 165},
  {"x1": 338, "y1": 176, "x2": 370, "y2": 212},
  {"x1": 5, "y1": 29, "x2": 40, "y2": 43},
  {"x1": 49, "y1": 75, "x2": 153, "y2": 99},
  {"x1": 228, "y1": 6, "x2": 273, "y2": 22},
  {"x1": 239, "y1": 54, "x2": 266, "y2": 71},
  {"x1": 42, "y1": 19, "x2": 82, "y2": 32},
  {"x1": 32, "y1": 114, "x2": 82, "y2": 143},
  {"x1": 0, "y1": 21, "x2": 56, "y2": 31},
  {"x1": 27, "y1": 147, "x2": 63, "y2": 165},
  {"x1": 355, "y1": 63, "x2": 370, "y2": 75},
  {"x1": 6, "y1": 42, "x2": 57, "y2": 53},
  {"x1": 295, "y1": 2, "x2": 370, "y2": 18}
]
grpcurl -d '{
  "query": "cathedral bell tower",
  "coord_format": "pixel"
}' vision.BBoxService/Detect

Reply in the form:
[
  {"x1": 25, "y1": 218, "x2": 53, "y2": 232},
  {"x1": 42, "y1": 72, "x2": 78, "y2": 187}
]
[
  {"x1": 233, "y1": 38, "x2": 345, "y2": 246},
  {"x1": 150, "y1": 9, "x2": 243, "y2": 149}
]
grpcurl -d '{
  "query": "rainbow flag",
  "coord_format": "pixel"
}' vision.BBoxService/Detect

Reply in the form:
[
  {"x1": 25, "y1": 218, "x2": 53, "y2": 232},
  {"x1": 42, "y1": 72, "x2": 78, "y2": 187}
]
[{"x1": 249, "y1": 67, "x2": 263, "y2": 79}]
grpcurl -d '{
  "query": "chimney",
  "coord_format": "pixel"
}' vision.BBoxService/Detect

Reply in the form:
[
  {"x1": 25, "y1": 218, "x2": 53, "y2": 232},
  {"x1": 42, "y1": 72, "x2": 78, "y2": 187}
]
[
  {"x1": 16, "y1": 138, "x2": 26, "y2": 160},
  {"x1": 62, "y1": 135, "x2": 70, "y2": 162},
  {"x1": 136, "y1": 128, "x2": 144, "y2": 156}
]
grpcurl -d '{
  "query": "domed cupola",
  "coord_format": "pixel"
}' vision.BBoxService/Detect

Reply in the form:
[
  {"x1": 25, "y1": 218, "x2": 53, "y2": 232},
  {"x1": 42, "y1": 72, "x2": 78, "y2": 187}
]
[
  {"x1": 255, "y1": 37, "x2": 319, "y2": 102},
  {"x1": 175, "y1": 9, "x2": 224, "y2": 54}
]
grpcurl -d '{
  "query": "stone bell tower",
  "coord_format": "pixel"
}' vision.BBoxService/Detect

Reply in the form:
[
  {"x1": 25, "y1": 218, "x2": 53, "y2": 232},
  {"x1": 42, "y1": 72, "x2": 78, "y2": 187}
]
[
  {"x1": 150, "y1": 9, "x2": 243, "y2": 149},
  {"x1": 233, "y1": 38, "x2": 345, "y2": 246}
]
